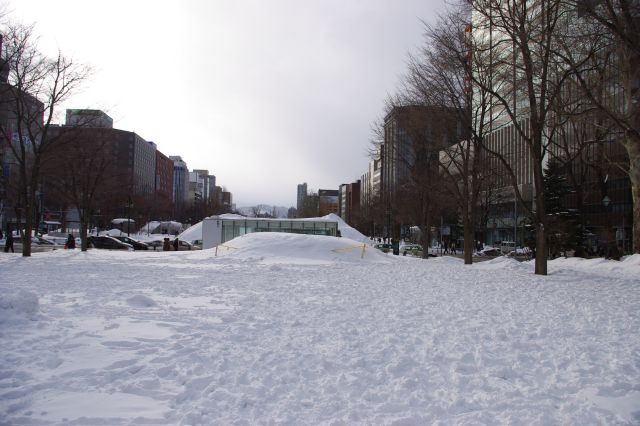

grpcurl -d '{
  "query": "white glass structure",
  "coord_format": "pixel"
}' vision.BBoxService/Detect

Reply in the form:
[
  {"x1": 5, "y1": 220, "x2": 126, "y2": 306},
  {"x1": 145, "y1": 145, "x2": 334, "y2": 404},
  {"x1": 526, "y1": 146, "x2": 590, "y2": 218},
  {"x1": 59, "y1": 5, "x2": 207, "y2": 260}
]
[{"x1": 202, "y1": 216, "x2": 339, "y2": 249}]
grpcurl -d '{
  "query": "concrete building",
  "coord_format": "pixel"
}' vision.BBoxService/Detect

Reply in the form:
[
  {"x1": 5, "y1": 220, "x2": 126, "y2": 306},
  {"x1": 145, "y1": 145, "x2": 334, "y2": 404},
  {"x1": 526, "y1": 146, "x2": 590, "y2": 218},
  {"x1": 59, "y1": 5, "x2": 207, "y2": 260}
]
[{"x1": 65, "y1": 109, "x2": 114, "y2": 128}]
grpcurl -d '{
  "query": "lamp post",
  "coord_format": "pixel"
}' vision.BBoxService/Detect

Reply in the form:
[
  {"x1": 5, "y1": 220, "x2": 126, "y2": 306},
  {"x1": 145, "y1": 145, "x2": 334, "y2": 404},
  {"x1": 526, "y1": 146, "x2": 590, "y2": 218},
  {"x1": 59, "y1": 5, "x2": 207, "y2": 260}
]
[{"x1": 602, "y1": 195, "x2": 619, "y2": 260}]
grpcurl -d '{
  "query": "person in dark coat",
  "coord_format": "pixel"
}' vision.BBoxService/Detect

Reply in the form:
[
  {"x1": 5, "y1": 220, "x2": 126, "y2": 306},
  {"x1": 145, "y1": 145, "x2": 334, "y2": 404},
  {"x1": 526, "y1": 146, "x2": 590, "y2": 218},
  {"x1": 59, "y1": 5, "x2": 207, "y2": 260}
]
[
  {"x1": 66, "y1": 234, "x2": 76, "y2": 249},
  {"x1": 163, "y1": 237, "x2": 171, "y2": 251},
  {"x1": 173, "y1": 238, "x2": 179, "y2": 251},
  {"x1": 4, "y1": 229, "x2": 14, "y2": 253}
]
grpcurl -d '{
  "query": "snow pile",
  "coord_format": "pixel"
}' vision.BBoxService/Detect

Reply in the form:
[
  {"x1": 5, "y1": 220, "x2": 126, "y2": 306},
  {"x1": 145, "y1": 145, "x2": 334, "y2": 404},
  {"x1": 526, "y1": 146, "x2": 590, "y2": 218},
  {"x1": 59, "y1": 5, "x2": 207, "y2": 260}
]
[
  {"x1": 547, "y1": 254, "x2": 640, "y2": 279},
  {"x1": 139, "y1": 220, "x2": 161, "y2": 234},
  {"x1": 0, "y1": 289, "x2": 39, "y2": 324},
  {"x1": 321, "y1": 213, "x2": 368, "y2": 243},
  {"x1": 216, "y1": 232, "x2": 390, "y2": 264},
  {"x1": 126, "y1": 294, "x2": 157, "y2": 308},
  {"x1": 178, "y1": 221, "x2": 204, "y2": 244},
  {"x1": 139, "y1": 221, "x2": 184, "y2": 235}
]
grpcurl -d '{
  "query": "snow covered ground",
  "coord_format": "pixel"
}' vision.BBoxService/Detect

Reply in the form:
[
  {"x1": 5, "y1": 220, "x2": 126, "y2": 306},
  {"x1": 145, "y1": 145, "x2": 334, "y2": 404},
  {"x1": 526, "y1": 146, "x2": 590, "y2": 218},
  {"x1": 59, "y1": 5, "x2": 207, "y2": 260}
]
[{"x1": 1, "y1": 233, "x2": 639, "y2": 425}]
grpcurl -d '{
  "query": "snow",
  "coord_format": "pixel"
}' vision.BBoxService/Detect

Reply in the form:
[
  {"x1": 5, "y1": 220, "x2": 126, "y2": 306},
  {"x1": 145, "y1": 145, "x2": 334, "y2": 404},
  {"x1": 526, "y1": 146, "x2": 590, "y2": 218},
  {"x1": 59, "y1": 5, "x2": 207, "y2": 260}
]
[
  {"x1": 1, "y1": 233, "x2": 639, "y2": 425},
  {"x1": 178, "y1": 220, "x2": 204, "y2": 244},
  {"x1": 320, "y1": 213, "x2": 369, "y2": 243}
]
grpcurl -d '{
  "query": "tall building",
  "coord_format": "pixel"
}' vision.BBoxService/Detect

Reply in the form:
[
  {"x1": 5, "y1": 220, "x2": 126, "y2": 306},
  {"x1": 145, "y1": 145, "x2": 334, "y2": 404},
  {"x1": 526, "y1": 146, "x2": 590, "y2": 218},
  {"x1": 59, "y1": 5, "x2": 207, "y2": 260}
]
[
  {"x1": 339, "y1": 181, "x2": 361, "y2": 227},
  {"x1": 296, "y1": 183, "x2": 307, "y2": 213},
  {"x1": 470, "y1": 2, "x2": 633, "y2": 249},
  {"x1": 381, "y1": 105, "x2": 461, "y2": 219},
  {"x1": 154, "y1": 148, "x2": 174, "y2": 218},
  {"x1": 170, "y1": 156, "x2": 189, "y2": 217}
]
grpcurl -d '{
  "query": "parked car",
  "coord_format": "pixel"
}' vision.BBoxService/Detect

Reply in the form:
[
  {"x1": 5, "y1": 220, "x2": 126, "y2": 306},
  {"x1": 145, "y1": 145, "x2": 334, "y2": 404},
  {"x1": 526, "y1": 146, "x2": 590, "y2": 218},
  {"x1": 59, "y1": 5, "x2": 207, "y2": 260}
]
[
  {"x1": 113, "y1": 236, "x2": 149, "y2": 250},
  {"x1": 176, "y1": 240, "x2": 193, "y2": 251},
  {"x1": 475, "y1": 247, "x2": 502, "y2": 257},
  {"x1": 88, "y1": 236, "x2": 134, "y2": 251},
  {"x1": 147, "y1": 239, "x2": 165, "y2": 251},
  {"x1": 374, "y1": 243, "x2": 393, "y2": 253},
  {"x1": 1, "y1": 234, "x2": 65, "y2": 252},
  {"x1": 401, "y1": 243, "x2": 422, "y2": 256},
  {"x1": 146, "y1": 238, "x2": 193, "y2": 251}
]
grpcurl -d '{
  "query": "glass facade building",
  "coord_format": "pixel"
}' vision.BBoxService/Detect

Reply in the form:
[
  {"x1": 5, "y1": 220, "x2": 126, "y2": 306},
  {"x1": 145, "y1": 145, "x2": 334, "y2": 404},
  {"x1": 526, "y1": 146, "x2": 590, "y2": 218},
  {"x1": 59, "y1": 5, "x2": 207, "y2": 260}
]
[{"x1": 202, "y1": 217, "x2": 339, "y2": 249}]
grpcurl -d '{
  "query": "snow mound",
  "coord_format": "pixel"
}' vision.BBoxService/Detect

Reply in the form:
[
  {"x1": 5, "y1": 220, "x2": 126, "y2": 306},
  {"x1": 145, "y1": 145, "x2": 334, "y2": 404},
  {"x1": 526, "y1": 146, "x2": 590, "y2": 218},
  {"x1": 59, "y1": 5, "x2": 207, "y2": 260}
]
[
  {"x1": 475, "y1": 255, "x2": 530, "y2": 272},
  {"x1": 549, "y1": 254, "x2": 640, "y2": 278},
  {"x1": 321, "y1": 213, "x2": 368, "y2": 243},
  {"x1": 0, "y1": 289, "x2": 39, "y2": 323},
  {"x1": 215, "y1": 232, "x2": 392, "y2": 265},
  {"x1": 126, "y1": 294, "x2": 157, "y2": 308},
  {"x1": 178, "y1": 221, "x2": 204, "y2": 244}
]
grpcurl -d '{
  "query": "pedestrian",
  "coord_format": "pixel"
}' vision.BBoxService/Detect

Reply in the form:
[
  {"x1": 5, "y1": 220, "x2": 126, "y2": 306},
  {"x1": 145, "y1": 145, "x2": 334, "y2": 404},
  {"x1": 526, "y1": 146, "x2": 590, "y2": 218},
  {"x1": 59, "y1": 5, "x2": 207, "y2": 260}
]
[
  {"x1": 443, "y1": 240, "x2": 449, "y2": 254},
  {"x1": 451, "y1": 242, "x2": 456, "y2": 255},
  {"x1": 66, "y1": 234, "x2": 76, "y2": 249},
  {"x1": 163, "y1": 237, "x2": 171, "y2": 251},
  {"x1": 173, "y1": 237, "x2": 179, "y2": 251},
  {"x1": 4, "y1": 229, "x2": 14, "y2": 253}
]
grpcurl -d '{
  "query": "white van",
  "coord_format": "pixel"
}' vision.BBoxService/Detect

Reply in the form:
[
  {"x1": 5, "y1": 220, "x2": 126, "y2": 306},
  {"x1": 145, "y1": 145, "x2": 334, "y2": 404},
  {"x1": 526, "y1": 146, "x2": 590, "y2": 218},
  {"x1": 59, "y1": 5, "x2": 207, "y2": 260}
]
[{"x1": 499, "y1": 241, "x2": 516, "y2": 254}]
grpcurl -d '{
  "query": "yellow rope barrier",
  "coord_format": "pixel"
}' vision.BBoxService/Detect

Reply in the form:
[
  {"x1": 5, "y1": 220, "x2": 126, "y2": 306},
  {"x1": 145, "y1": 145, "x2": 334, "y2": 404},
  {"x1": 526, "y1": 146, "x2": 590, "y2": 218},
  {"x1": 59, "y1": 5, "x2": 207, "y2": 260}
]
[{"x1": 331, "y1": 245, "x2": 368, "y2": 259}]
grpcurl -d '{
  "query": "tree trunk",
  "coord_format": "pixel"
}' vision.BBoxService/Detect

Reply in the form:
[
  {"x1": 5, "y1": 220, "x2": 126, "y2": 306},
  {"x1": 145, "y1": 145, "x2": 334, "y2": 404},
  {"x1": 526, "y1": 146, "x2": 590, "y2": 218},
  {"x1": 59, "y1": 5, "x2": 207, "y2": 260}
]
[
  {"x1": 463, "y1": 214, "x2": 473, "y2": 265},
  {"x1": 533, "y1": 155, "x2": 548, "y2": 275},
  {"x1": 80, "y1": 214, "x2": 89, "y2": 252},
  {"x1": 21, "y1": 193, "x2": 34, "y2": 257},
  {"x1": 535, "y1": 223, "x2": 547, "y2": 275},
  {"x1": 623, "y1": 133, "x2": 640, "y2": 254}
]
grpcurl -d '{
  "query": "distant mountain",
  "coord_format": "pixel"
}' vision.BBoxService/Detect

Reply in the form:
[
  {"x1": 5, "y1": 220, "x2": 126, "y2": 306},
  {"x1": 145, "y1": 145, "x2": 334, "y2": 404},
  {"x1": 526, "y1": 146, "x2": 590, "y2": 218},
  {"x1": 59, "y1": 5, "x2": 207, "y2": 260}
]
[{"x1": 237, "y1": 205, "x2": 291, "y2": 218}]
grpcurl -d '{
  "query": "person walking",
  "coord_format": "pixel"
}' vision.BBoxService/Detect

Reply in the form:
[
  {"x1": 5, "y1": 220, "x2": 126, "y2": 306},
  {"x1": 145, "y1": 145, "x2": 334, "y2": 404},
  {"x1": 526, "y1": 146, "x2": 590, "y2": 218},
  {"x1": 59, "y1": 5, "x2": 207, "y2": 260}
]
[
  {"x1": 4, "y1": 229, "x2": 14, "y2": 253},
  {"x1": 66, "y1": 234, "x2": 76, "y2": 249},
  {"x1": 173, "y1": 237, "x2": 179, "y2": 251}
]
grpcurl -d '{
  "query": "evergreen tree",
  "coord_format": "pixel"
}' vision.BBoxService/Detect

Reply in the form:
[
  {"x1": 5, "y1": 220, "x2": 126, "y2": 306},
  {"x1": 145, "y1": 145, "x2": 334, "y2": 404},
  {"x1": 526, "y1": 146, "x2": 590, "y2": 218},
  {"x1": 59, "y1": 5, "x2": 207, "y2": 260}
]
[{"x1": 543, "y1": 160, "x2": 577, "y2": 257}]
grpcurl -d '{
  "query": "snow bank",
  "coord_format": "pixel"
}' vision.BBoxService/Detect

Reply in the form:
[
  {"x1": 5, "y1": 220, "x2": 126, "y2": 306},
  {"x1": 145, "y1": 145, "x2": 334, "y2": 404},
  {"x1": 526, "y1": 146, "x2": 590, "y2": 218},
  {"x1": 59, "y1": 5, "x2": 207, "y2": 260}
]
[
  {"x1": 215, "y1": 232, "x2": 391, "y2": 265},
  {"x1": 321, "y1": 213, "x2": 369, "y2": 243},
  {"x1": 0, "y1": 289, "x2": 38, "y2": 324},
  {"x1": 547, "y1": 254, "x2": 640, "y2": 279},
  {"x1": 178, "y1": 221, "x2": 203, "y2": 244}
]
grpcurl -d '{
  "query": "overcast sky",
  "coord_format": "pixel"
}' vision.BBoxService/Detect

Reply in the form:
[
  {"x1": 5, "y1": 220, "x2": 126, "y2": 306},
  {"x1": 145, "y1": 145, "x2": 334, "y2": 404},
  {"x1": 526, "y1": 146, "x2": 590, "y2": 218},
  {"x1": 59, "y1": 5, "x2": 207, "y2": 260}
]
[{"x1": 8, "y1": 0, "x2": 445, "y2": 208}]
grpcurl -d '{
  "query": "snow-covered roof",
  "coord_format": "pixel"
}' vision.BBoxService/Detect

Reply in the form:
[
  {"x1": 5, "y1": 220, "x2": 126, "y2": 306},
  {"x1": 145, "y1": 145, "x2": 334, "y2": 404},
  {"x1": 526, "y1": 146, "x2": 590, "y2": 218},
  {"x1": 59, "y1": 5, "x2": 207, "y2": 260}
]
[{"x1": 111, "y1": 218, "x2": 135, "y2": 224}]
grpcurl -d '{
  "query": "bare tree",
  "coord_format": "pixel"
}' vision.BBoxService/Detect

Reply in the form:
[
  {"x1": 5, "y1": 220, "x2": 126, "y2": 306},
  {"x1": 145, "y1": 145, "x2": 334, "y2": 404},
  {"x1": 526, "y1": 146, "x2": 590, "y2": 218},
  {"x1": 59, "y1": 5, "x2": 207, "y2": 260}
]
[
  {"x1": 401, "y1": 5, "x2": 497, "y2": 264},
  {"x1": 47, "y1": 127, "x2": 123, "y2": 251},
  {"x1": 0, "y1": 23, "x2": 90, "y2": 256},
  {"x1": 469, "y1": 0, "x2": 573, "y2": 275}
]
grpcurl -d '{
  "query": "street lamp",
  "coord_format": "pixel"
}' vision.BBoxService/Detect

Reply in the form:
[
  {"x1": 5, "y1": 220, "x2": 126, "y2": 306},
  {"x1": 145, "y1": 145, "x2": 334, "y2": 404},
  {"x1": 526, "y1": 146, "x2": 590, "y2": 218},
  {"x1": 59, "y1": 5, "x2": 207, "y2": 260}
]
[{"x1": 127, "y1": 198, "x2": 133, "y2": 237}]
